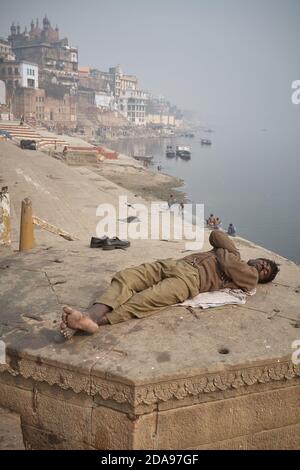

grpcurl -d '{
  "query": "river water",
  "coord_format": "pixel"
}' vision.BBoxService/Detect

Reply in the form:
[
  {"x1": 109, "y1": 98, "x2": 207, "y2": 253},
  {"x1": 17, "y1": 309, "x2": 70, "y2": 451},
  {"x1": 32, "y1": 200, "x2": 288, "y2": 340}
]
[{"x1": 108, "y1": 124, "x2": 300, "y2": 264}]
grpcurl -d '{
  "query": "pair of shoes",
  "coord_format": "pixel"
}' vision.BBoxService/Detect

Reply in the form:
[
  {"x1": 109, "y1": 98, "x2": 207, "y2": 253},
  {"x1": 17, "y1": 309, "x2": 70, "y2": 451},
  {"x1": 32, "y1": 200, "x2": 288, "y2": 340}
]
[
  {"x1": 90, "y1": 236, "x2": 130, "y2": 250},
  {"x1": 102, "y1": 237, "x2": 131, "y2": 250},
  {"x1": 90, "y1": 236, "x2": 108, "y2": 248}
]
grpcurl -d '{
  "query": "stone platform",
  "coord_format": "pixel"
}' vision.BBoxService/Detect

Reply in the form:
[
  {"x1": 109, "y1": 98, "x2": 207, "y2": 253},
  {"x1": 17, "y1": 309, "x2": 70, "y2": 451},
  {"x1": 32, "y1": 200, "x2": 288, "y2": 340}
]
[
  {"x1": 0, "y1": 240, "x2": 300, "y2": 450},
  {"x1": 0, "y1": 139, "x2": 300, "y2": 449}
]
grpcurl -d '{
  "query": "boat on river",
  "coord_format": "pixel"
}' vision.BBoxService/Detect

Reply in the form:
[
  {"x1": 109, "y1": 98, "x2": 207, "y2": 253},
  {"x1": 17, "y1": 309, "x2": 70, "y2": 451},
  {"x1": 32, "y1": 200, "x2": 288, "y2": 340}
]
[
  {"x1": 166, "y1": 145, "x2": 176, "y2": 158},
  {"x1": 176, "y1": 145, "x2": 191, "y2": 158},
  {"x1": 133, "y1": 155, "x2": 154, "y2": 164}
]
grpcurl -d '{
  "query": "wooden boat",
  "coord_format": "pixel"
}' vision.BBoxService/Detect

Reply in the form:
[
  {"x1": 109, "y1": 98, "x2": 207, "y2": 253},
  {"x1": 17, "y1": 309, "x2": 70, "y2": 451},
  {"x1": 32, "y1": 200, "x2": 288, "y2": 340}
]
[
  {"x1": 166, "y1": 145, "x2": 176, "y2": 158},
  {"x1": 184, "y1": 133, "x2": 195, "y2": 138},
  {"x1": 133, "y1": 155, "x2": 154, "y2": 163},
  {"x1": 179, "y1": 153, "x2": 191, "y2": 160},
  {"x1": 176, "y1": 145, "x2": 191, "y2": 158}
]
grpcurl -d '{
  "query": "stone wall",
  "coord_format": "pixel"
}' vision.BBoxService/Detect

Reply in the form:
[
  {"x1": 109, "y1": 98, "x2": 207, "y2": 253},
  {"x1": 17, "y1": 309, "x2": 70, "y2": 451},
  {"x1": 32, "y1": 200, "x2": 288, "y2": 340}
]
[
  {"x1": 44, "y1": 88, "x2": 77, "y2": 129},
  {"x1": 11, "y1": 85, "x2": 77, "y2": 128},
  {"x1": 12, "y1": 87, "x2": 45, "y2": 120},
  {"x1": 0, "y1": 359, "x2": 299, "y2": 450}
]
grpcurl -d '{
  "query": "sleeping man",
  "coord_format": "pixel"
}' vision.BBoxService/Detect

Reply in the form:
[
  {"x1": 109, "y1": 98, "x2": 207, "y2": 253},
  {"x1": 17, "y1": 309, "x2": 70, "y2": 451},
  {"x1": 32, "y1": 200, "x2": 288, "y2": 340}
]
[{"x1": 60, "y1": 231, "x2": 279, "y2": 339}]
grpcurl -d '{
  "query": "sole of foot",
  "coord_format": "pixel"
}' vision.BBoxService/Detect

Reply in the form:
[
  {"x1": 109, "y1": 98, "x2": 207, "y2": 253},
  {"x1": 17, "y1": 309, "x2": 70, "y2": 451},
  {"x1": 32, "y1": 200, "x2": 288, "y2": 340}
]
[{"x1": 60, "y1": 306, "x2": 99, "y2": 340}]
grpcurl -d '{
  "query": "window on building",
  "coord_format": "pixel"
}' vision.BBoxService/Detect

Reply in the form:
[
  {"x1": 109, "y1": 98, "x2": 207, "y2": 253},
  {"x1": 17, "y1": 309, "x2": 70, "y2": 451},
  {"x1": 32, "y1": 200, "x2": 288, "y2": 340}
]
[
  {"x1": 14, "y1": 68, "x2": 19, "y2": 75},
  {"x1": 14, "y1": 80, "x2": 19, "y2": 87},
  {"x1": 8, "y1": 67, "x2": 12, "y2": 75},
  {"x1": 27, "y1": 78, "x2": 35, "y2": 87},
  {"x1": 1, "y1": 68, "x2": 5, "y2": 75}
]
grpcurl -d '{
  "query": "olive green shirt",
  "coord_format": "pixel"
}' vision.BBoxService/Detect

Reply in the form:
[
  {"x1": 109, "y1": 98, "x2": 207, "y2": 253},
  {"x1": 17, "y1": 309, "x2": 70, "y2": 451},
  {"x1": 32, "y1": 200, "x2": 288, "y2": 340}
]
[{"x1": 183, "y1": 230, "x2": 258, "y2": 293}]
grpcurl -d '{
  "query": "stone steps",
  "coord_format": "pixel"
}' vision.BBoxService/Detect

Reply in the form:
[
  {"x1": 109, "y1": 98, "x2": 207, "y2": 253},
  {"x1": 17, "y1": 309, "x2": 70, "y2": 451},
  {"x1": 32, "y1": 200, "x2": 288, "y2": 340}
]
[
  {"x1": 0, "y1": 140, "x2": 128, "y2": 246},
  {"x1": 0, "y1": 123, "x2": 68, "y2": 149}
]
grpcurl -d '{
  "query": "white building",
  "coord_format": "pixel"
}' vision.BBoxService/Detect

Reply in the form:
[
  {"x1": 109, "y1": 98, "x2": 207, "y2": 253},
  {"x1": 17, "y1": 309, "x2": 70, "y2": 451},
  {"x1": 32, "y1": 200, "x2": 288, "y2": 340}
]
[
  {"x1": 0, "y1": 38, "x2": 15, "y2": 60},
  {"x1": 109, "y1": 65, "x2": 138, "y2": 98},
  {"x1": 0, "y1": 80, "x2": 5, "y2": 104},
  {"x1": 119, "y1": 89, "x2": 148, "y2": 126},
  {"x1": 0, "y1": 60, "x2": 38, "y2": 89},
  {"x1": 95, "y1": 92, "x2": 115, "y2": 111},
  {"x1": 20, "y1": 62, "x2": 38, "y2": 88}
]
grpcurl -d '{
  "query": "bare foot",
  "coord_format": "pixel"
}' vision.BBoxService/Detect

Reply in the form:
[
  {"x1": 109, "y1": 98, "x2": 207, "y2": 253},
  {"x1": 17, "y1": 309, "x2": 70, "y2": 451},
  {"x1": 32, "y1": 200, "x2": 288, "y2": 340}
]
[{"x1": 60, "y1": 306, "x2": 99, "y2": 340}]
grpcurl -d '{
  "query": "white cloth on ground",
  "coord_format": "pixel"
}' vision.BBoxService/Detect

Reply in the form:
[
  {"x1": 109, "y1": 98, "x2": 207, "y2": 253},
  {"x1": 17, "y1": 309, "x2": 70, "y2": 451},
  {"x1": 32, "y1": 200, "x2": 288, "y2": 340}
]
[{"x1": 178, "y1": 288, "x2": 256, "y2": 310}]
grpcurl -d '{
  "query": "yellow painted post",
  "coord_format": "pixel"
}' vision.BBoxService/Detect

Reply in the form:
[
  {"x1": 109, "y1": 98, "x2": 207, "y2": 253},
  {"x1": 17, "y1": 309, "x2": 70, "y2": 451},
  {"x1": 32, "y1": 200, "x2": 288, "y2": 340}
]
[
  {"x1": 19, "y1": 197, "x2": 35, "y2": 251},
  {"x1": 0, "y1": 186, "x2": 11, "y2": 246}
]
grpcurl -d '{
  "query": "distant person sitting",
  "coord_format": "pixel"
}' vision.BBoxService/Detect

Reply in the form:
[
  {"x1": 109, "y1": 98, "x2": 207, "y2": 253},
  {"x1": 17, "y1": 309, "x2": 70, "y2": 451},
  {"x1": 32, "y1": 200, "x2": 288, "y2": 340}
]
[
  {"x1": 207, "y1": 214, "x2": 215, "y2": 227},
  {"x1": 214, "y1": 217, "x2": 222, "y2": 230},
  {"x1": 227, "y1": 223, "x2": 237, "y2": 237},
  {"x1": 168, "y1": 194, "x2": 174, "y2": 209}
]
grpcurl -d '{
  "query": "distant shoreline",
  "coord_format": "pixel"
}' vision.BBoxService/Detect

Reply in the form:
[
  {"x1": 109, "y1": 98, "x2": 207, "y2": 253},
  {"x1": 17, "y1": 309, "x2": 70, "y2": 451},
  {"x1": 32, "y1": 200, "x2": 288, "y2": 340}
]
[{"x1": 95, "y1": 151, "x2": 187, "y2": 204}]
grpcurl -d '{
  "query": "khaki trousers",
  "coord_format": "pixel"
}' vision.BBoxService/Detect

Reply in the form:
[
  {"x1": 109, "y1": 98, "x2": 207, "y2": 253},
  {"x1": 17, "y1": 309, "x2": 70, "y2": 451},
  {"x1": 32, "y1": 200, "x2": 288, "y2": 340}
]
[{"x1": 95, "y1": 259, "x2": 200, "y2": 324}]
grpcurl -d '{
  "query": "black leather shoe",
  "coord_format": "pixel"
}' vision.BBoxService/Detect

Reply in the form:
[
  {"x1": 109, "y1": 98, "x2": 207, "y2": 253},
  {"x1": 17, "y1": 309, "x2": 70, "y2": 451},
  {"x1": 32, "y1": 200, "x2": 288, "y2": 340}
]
[
  {"x1": 90, "y1": 236, "x2": 109, "y2": 248},
  {"x1": 102, "y1": 237, "x2": 131, "y2": 250}
]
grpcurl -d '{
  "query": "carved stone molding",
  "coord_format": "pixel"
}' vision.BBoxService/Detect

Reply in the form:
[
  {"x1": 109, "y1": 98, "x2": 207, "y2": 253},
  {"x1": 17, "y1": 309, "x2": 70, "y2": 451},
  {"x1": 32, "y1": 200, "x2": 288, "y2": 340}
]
[
  {"x1": 91, "y1": 377, "x2": 134, "y2": 404},
  {"x1": 132, "y1": 362, "x2": 300, "y2": 407},
  {"x1": 1, "y1": 359, "x2": 300, "y2": 409},
  {"x1": 0, "y1": 359, "x2": 90, "y2": 395}
]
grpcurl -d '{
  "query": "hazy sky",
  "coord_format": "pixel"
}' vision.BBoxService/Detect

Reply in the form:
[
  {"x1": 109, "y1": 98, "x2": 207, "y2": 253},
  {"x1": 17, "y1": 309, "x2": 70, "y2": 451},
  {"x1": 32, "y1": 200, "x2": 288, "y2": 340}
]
[{"x1": 1, "y1": 0, "x2": 300, "y2": 127}]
